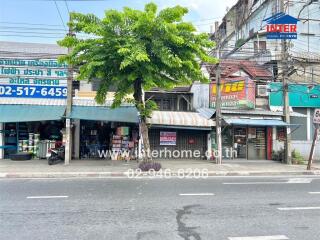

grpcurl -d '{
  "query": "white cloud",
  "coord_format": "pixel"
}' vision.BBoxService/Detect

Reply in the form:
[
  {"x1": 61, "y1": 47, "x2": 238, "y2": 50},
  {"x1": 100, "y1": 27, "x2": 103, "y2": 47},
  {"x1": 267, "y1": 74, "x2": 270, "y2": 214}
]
[{"x1": 156, "y1": 0, "x2": 238, "y2": 32}]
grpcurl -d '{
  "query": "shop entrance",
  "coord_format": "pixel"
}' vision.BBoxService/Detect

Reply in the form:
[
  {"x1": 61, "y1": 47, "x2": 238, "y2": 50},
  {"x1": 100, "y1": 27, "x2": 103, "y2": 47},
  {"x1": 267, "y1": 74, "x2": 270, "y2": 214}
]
[
  {"x1": 247, "y1": 127, "x2": 267, "y2": 160},
  {"x1": 233, "y1": 127, "x2": 247, "y2": 159},
  {"x1": 3, "y1": 121, "x2": 64, "y2": 159},
  {"x1": 79, "y1": 120, "x2": 139, "y2": 159}
]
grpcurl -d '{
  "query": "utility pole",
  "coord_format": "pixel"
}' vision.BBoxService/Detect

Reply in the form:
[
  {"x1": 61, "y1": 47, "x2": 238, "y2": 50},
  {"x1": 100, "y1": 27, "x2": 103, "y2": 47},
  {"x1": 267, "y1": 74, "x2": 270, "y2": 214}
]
[
  {"x1": 215, "y1": 21, "x2": 222, "y2": 165},
  {"x1": 280, "y1": 0, "x2": 292, "y2": 164},
  {"x1": 65, "y1": 14, "x2": 74, "y2": 165}
]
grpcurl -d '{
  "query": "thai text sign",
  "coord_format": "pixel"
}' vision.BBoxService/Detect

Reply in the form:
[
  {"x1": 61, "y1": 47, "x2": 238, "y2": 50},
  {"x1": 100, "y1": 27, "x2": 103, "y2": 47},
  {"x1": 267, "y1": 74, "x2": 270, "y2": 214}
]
[
  {"x1": 160, "y1": 131, "x2": 176, "y2": 146},
  {"x1": 210, "y1": 77, "x2": 255, "y2": 109},
  {"x1": 0, "y1": 58, "x2": 68, "y2": 99},
  {"x1": 0, "y1": 85, "x2": 67, "y2": 99}
]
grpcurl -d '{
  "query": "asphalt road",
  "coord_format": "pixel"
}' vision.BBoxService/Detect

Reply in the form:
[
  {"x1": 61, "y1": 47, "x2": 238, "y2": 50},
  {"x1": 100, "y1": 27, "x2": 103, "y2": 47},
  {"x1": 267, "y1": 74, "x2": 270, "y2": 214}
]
[{"x1": 1, "y1": 176, "x2": 320, "y2": 240}]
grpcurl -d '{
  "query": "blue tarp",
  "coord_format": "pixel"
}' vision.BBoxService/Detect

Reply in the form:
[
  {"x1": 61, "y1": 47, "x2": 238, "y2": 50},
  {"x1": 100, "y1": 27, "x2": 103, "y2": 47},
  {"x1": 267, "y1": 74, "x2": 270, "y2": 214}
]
[{"x1": 0, "y1": 105, "x2": 65, "y2": 123}]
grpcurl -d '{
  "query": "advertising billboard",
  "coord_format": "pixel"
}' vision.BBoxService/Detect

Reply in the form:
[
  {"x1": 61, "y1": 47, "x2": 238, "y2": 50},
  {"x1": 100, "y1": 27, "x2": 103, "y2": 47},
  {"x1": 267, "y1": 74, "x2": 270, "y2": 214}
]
[
  {"x1": 210, "y1": 77, "x2": 255, "y2": 109},
  {"x1": 0, "y1": 58, "x2": 68, "y2": 99}
]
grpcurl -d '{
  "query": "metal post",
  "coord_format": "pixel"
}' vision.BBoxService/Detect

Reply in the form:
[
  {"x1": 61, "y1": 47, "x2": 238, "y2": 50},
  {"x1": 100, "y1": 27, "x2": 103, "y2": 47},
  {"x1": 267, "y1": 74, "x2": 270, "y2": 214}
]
[
  {"x1": 215, "y1": 21, "x2": 222, "y2": 165},
  {"x1": 65, "y1": 14, "x2": 74, "y2": 165},
  {"x1": 281, "y1": 0, "x2": 292, "y2": 164},
  {"x1": 0, "y1": 123, "x2": 4, "y2": 159}
]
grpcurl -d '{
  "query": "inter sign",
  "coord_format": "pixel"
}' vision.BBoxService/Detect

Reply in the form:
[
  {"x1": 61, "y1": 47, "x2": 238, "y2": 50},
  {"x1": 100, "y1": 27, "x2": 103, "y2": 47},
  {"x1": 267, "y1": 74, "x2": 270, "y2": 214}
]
[{"x1": 264, "y1": 12, "x2": 299, "y2": 40}]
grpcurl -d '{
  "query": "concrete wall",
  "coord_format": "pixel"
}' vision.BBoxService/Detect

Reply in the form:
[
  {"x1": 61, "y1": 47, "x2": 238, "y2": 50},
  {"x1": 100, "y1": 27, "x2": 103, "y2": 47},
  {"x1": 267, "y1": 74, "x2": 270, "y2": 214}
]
[{"x1": 292, "y1": 140, "x2": 320, "y2": 161}]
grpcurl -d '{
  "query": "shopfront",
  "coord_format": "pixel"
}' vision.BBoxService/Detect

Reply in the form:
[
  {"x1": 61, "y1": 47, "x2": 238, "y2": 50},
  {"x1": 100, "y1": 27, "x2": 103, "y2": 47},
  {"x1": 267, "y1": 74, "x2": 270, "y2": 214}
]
[
  {"x1": 222, "y1": 118, "x2": 288, "y2": 160},
  {"x1": 0, "y1": 52, "x2": 68, "y2": 160},
  {"x1": 69, "y1": 104, "x2": 139, "y2": 160},
  {"x1": 147, "y1": 111, "x2": 215, "y2": 159},
  {"x1": 79, "y1": 120, "x2": 139, "y2": 159},
  {"x1": 0, "y1": 104, "x2": 66, "y2": 159}
]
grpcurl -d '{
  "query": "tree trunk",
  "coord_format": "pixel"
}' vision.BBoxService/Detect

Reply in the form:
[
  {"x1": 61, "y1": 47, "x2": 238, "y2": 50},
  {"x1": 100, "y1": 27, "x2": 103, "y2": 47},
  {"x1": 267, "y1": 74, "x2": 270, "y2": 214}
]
[{"x1": 134, "y1": 78, "x2": 152, "y2": 162}]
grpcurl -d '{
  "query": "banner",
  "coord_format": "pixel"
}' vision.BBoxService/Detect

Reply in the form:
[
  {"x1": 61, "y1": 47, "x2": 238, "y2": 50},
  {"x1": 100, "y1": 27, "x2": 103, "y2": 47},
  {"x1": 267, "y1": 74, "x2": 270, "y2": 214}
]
[
  {"x1": 0, "y1": 58, "x2": 68, "y2": 99},
  {"x1": 160, "y1": 131, "x2": 176, "y2": 146},
  {"x1": 210, "y1": 77, "x2": 255, "y2": 109}
]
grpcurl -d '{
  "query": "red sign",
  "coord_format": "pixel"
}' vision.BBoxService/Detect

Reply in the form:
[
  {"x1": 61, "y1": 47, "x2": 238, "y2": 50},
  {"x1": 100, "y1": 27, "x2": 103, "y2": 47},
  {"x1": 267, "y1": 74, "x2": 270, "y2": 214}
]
[
  {"x1": 210, "y1": 77, "x2": 255, "y2": 109},
  {"x1": 160, "y1": 132, "x2": 176, "y2": 146}
]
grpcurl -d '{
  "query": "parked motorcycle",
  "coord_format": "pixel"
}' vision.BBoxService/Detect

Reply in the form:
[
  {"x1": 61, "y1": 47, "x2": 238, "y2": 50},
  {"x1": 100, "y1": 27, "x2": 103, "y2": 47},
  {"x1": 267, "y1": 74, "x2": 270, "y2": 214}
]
[{"x1": 47, "y1": 146, "x2": 65, "y2": 165}]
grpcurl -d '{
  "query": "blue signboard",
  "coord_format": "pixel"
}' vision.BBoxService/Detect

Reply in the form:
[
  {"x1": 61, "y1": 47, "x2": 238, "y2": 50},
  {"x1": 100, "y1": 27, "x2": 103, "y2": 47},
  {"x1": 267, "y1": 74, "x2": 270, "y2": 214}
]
[
  {"x1": 0, "y1": 85, "x2": 67, "y2": 99},
  {"x1": 264, "y1": 12, "x2": 299, "y2": 40},
  {"x1": 269, "y1": 83, "x2": 320, "y2": 107}
]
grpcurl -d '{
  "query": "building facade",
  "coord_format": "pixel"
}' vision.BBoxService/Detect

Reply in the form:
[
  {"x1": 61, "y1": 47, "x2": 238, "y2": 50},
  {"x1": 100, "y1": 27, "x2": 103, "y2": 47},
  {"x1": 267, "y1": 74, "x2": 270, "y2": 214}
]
[
  {"x1": 211, "y1": 0, "x2": 320, "y2": 160},
  {"x1": 0, "y1": 41, "x2": 214, "y2": 162}
]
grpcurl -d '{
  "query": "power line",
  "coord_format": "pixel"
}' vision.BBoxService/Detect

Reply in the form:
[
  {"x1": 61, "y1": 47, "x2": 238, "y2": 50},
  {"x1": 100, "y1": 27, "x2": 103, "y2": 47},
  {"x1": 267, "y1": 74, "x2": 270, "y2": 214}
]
[{"x1": 54, "y1": 0, "x2": 67, "y2": 31}]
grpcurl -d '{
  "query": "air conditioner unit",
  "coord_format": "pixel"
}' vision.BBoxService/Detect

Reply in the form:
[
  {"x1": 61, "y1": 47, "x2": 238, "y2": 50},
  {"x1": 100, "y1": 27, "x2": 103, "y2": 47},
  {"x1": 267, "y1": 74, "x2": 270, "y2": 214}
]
[{"x1": 257, "y1": 85, "x2": 269, "y2": 97}]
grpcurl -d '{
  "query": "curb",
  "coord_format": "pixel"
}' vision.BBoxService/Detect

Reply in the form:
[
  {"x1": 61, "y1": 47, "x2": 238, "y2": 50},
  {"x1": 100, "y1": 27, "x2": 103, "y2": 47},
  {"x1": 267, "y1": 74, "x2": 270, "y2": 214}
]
[{"x1": 1, "y1": 170, "x2": 320, "y2": 178}]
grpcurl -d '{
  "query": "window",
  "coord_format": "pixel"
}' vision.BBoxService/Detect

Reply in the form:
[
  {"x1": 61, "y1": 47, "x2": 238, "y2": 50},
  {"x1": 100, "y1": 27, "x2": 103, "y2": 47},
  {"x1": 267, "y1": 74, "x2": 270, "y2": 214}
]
[{"x1": 254, "y1": 41, "x2": 267, "y2": 54}]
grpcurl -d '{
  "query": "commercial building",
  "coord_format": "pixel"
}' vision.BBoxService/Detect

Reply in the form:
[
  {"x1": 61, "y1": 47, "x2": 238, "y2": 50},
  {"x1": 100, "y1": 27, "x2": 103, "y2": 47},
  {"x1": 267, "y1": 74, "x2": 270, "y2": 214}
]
[
  {"x1": 210, "y1": 0, "x2": 320, "y2": 160},
  {"x1": 199, "y1": 60, "x2": 307, "y2": 160},
  {"x1": 0, "y1": 41, "x2": 214, "y2": 162}
]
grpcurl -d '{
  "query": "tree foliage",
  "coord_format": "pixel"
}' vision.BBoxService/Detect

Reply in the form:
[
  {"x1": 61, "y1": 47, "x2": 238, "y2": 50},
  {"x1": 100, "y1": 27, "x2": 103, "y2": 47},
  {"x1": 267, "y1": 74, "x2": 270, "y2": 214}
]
[{"x1": 58, "y1": 2, "x2": 217, "y2": 115}]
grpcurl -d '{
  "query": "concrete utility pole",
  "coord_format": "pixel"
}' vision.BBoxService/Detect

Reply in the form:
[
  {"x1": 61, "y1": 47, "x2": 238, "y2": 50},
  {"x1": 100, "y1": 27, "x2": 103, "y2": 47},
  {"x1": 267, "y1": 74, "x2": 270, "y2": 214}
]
[
  {"x1": 280, "y1": 0, "x2": 292, "y2": 164},
  {"x1": 215, "y1": 21, "x2": 222, "y2": 165},
  {"x1": 65, "y1": 14, "x2": 74, "y2": 165}
]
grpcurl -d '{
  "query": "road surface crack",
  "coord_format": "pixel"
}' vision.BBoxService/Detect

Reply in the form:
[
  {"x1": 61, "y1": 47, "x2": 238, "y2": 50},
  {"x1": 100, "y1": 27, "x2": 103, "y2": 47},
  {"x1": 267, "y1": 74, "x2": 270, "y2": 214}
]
[{"x1": 176, "y1": 205, "x2": 201, "y2": 240}]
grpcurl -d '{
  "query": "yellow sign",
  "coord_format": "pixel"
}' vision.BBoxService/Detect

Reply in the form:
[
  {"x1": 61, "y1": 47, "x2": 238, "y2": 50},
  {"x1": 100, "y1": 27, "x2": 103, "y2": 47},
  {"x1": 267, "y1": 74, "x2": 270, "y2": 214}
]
[{"x1": 211, "y1": 80, "x2": 245, "y2": 95}]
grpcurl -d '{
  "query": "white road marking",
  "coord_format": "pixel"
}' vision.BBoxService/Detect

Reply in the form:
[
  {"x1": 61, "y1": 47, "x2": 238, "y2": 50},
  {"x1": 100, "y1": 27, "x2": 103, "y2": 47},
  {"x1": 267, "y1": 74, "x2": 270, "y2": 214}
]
[
  {"x1": 309, "y1": 192, "x2": 320, "y2": 194},
  {"x1": 224, "y1": 178, "x2": 312, "y2": 185},
  {"x1": 179, "y1": 193, "x2": 214, "y2": 196},
  {"x1": 287, "y1": 178, "x2": 312, "y2": 183},
  {"x1": 26, "y1": 196, "x2": 69, "y2": 199},
  {"x1": 223, "y1": 182, "x2": 287, "y2": 185},
  {"x1": 278, "y1": 206, "x2": 320, "y2": 211},
  {"x1": 228, "y1": 235, "x2": 289, "y2": 240}
]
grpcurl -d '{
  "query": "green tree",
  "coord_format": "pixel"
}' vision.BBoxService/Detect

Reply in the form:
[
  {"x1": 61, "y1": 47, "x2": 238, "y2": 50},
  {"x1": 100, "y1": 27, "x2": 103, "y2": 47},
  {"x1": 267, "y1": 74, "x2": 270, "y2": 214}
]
[{"x1": 58, "y1": 2, "x2": 217, "y2": 161}]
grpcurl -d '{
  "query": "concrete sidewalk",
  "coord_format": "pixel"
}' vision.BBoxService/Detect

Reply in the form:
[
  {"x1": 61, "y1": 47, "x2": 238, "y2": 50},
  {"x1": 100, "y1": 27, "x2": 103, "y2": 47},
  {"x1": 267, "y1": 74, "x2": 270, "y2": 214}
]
[{"x1": 0, "y1": 158, "x2": 320, "y2": 178}]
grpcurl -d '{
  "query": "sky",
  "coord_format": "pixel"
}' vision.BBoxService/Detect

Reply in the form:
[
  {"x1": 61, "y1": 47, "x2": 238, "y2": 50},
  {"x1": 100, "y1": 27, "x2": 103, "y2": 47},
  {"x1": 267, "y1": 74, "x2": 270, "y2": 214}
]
[{"x1": 0, "y1": 0, "x2": 238, "y2": 44}]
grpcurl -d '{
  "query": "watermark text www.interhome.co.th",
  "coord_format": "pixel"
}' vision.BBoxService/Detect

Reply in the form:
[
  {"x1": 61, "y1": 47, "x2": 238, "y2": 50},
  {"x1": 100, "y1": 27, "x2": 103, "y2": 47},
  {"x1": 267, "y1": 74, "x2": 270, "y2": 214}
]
[{"x1": 97, "y1": 147, "x2": 237, "y2": 159}]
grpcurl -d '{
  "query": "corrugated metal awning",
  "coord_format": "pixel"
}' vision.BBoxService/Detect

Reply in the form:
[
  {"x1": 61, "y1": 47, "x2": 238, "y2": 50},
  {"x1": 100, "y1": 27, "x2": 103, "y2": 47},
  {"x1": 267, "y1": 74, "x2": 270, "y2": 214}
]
[
  {"x1": 69, "y1": 106, "x2": 139, "y2": 123},
  {"x1": 197, "y1": 107, "x2": 307, "y2": 119},
  {"x1": 0, "y1": 105, "x2": 65, "y2": 123},
  {"x1": 148, "y1": 111, "x2": 215, "y2": 129},
  {"x1": 224, "y1": 118, "x2": 290, "y2": 126}
]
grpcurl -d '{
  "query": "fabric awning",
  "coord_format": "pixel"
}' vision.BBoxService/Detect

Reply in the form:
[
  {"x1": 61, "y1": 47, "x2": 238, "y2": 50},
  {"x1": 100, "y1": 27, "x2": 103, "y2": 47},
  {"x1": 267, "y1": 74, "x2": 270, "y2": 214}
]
[
  {"x1": 224, "y1": 118, "x2": 290, "y2": 127},
  {"x1": 69, "y1": 106, "x2": 139, "y2": 123},
  {"x1": 148, "y1": 111, "x2": 215, "y2": 130},
  {"x1": 0, "y1": 104, "x2": 66, "y2": 123}
]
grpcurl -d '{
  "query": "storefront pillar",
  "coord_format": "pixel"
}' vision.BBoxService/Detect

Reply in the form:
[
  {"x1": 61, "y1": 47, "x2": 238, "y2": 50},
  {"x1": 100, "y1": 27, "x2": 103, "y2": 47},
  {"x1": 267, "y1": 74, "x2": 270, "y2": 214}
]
[
  {"x1": 0, "y1": 123, "x2": 4, "y2": 159},
  {"x1": 73, "y1": 119, "x2": 80, "y2": 159},
  {"x1": 207, "y1": 132, "x2": 212, "y2": 160}
]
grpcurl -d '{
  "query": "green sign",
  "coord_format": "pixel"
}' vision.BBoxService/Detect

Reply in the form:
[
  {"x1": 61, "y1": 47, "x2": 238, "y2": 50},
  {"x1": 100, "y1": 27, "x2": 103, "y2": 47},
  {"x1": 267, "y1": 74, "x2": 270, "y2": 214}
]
[{"x1": 269, "y1": 83, "x2": 320, "y2": 107}]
